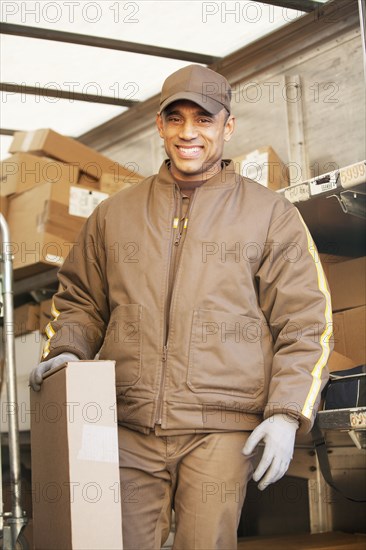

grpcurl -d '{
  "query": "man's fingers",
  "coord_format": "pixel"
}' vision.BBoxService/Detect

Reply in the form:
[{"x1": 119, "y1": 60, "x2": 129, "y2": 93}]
[
  {"x1": 29, "y1": 353, "x2": 79, "y2": 392},
  {"x1": 252, "y1": 445, "x2": 273, "y2": 483},
  {"x1": 242, "y1": 426, "x2": 263, "y2": 456},
  {"x1": 257, "y1": 459, "x2": 290, "y2": 491},
  {"x1": 29, "y1": 369, "x2": 41, "y2": 392},
  {"x1": 29, "y1": 363, "x2": 49, "y2": 391}
]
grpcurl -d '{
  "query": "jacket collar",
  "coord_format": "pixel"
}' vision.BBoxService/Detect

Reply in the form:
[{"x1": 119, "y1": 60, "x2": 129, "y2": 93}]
[{"x1": 157, "y1": 159, "x2": 240, "y2": 190}]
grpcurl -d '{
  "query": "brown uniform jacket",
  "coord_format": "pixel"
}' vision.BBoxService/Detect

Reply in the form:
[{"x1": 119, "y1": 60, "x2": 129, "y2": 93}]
[{"x1": 43, "y1": 160, "x2": 333, "y2": 434}]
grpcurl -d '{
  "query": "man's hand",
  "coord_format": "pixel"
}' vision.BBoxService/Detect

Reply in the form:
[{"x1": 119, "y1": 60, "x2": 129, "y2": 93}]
[
  {"x1": 242, "y1": 413, "x2": 299, "y2": 491},
  {"x1": 29, "y1": 352, "x2": 79, "y2": 391}
]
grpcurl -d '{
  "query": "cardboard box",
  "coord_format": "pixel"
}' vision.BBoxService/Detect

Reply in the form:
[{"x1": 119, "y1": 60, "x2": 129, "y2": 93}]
[
  {"x1": 30, "y1": 360, "x2": 123, "y2": 549},
  {"x1": 0, "y1": 153, "x2": 79, "y2": 197},
  {"x1": 327, "y1": 256, "x2": 366, "y2": 311},
  {"x1": 328, "y1": 350, "x2": 357, "y2": 372},
  {"x1": 7, "y1": 181, "x2": 108, "y2": 278},
  {"x1": 0, "y1": 194, "x2": 8, "y2": 218},
  {"x1": 13, "y1": 302, "x2": 40, "y2": 337},
  {"x1": 318, "y1": 252, "x2": 352, "y2": 280},
  {"x1": 100, "y1": 171, "x2": 144, "y2": 195},
  {"x1": 233, "y1": 146, "x2": 289, "y2": 190},
  {"x1": 78, "y1": 171, "x2": 100, "y2": 190},
  {"x1": 9, "y1": 128, "x2": 130, "y2": 179},
  {"x1": 333, "y1": 305, "x2": 366, "y2": 366},
  {"x1": 39, "y1": 298, "x2": 53, "y2": 333}
]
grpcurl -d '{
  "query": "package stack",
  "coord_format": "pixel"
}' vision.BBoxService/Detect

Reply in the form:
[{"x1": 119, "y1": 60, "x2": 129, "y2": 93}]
[
  {"x1": 320, "y1": 254, "x2": 366, "y2": 372},
  {"x1": 0, "y1": 128, "x2": 145, "y2": 280},
  {"x1": 233, "y1": 146, "x2": 289, "y2": 191}
]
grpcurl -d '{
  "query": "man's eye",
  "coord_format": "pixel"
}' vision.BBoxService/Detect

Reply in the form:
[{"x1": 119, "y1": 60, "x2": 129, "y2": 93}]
[
  {"x1": 198, "y1": 118, "x2": 212, "y2": 123},
  {"x1": 167, "y1": 116, "x2": 180, "y2": 122}
]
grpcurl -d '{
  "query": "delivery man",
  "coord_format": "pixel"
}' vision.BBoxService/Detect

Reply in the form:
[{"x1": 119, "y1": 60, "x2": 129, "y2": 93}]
[{"x1": 30, "y1": 64, "x2": 332, "y2": 550}]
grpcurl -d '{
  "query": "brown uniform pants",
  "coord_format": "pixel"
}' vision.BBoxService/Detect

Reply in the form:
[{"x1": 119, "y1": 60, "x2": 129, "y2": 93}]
[{"x1": 118, "y1": 426, "x2": 255, "y2": 550}]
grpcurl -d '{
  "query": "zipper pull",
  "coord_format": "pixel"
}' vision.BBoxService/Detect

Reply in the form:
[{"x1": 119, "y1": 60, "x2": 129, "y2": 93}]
[
  {"x1": 174, "y1": 232, "x2": 182, "y2": 246},
  {"x1": 162, "y1": 345, "x2": 168, "y2": 362}
]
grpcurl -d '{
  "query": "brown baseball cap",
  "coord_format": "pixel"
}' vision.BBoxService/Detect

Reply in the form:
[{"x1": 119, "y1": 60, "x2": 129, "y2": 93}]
[{"x1": 159, "y1": 64, "x2": 232, "y2": 115}]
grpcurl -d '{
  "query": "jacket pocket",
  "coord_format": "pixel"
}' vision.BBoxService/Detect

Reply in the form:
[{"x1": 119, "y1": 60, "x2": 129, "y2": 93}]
[
  {"x1": 187, "y1": 309, "x2": 264, "y2": 398},
  {"x1": 99, "y1": 304, "x2": 142, "y2": 386}
]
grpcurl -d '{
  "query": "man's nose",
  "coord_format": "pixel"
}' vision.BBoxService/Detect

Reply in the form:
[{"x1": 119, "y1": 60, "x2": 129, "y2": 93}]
[{"x1": 178, "y1": 120, "x2": 198, "y2": 140}]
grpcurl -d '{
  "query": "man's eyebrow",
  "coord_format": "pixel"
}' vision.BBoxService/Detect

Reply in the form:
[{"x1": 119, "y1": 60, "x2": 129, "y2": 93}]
[
  {"x1": 196, "y1": 110, "x2": 214, "y2": 117},
  {"x1": 164, "y1": 108, "x2": 181, "y2": 116},
  {"x1": 163, "y1": 108, "x2": 214, "y2": 117}
]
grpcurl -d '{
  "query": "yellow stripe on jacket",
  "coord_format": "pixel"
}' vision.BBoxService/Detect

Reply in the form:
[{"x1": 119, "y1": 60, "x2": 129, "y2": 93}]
[
  {"x1": 297, "y1": 211, "x2": 333, "y2": 419},
  {"x1": 42, "y1": 298, "x2": 60, "y2": 359}
]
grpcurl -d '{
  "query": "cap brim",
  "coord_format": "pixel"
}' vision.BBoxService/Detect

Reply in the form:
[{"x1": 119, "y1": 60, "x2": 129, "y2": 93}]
[{"x1": 159, "y1": 91, "x2": 226, "y2": 115}]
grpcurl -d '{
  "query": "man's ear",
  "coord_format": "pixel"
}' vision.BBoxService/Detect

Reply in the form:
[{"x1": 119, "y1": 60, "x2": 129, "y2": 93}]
[
  {"x1": 156, "y1": 112, "x2": 164, "y2": 139},
  {"x1": 224, "y1": 115, "x2": 235, "y2": 142}
]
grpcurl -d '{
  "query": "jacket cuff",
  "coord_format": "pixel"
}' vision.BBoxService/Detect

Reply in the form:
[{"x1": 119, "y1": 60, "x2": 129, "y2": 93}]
[{"x1": 41, "y1": 345, "x2": 87, "y2": 362}]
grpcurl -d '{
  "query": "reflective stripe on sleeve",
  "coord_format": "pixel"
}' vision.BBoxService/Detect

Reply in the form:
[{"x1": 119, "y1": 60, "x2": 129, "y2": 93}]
[{"x1": 297, "y1": 211, "x2": 333, "y2": 419}]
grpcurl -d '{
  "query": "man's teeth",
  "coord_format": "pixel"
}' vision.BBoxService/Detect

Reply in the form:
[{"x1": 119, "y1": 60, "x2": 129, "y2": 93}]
[{"x1": 178, "y1": 147, "x2": 200, "y2": 153}]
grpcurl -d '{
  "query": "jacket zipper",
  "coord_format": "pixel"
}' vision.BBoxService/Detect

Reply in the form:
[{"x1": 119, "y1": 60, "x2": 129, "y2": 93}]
[
  {"x1": 155, "y1": 187, "x2": 198, "y2": 425},
  {"x1": 155, "y1": 184, "x2": 181, "y2": 424}
]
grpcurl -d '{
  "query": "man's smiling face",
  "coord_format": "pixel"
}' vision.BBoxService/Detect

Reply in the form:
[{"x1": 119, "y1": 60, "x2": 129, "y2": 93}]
[{"x1": 156, "y1": 100, "x2": 235, "y2": 181}]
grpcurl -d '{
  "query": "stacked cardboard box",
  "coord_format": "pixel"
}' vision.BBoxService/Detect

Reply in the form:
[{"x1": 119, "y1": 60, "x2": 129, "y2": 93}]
[
  {"x1": 1, "y1": 152, "x2": 79, "y2": 196},
  {"x1": 13, "y1": 302, "x2": 40, "y2": 337},
  {"x1": 233, "y1": 146, "x2": 289, "y2": 191},
  {"x1": 8, "y1": 128, "x2": 144, "y2": 190},
  {"x1": 100, "y1": 170, "x2": 145, "y2": 195},
  {"x1": 321, "y1": 255, "x2": 366, "y2": 369},
  {"x1": 7, "y1": 179, "x2": 109, "y2": 278},
  {"x1": 2, "y1": 128, "x2": 144, "y2": 279},
  {"x1": 12, "y1": 298, "x2": 53, "y2": 339},
  {"x1": 9, "y1": 129, "x2": 121, "y2": 178}
]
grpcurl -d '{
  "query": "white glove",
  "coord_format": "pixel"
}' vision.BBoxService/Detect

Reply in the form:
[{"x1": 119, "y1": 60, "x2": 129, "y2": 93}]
[
  {"x1": 29, "y1": 352, "x2": 79, "y2": 392},
  {"x1": 242, "y1": 413, "x2": 299, "y2": 491}
]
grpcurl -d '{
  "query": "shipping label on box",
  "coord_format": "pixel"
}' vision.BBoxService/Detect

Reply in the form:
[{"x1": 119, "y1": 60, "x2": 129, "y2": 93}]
[
  {"x1": 69, "y1": 186, "x2": 108, "y2": 218},
  {"x1": 30, "y1": 360, "x2": 123, "y2": 550}
]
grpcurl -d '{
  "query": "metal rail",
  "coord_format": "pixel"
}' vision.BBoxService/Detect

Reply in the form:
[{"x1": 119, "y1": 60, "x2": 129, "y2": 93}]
[
  {"x1": 0, "y1": 214, "x2": 27, "y2": 549},
  {"x1": 0, "y1": 23, "x2": 220, "y2": 65},
  {"x1": 0, "y1": 82, "x2": 138, "y2": 107},
  {"x1": 257, "y1": 0, "x2": 325, "y2": 12}
]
